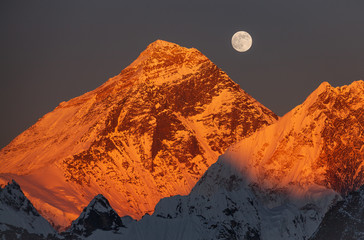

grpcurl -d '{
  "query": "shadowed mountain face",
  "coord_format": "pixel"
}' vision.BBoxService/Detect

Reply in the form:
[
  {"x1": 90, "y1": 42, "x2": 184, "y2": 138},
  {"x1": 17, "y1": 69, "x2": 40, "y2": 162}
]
[
  {"x1": 0, "y1": 181, "x2": 56, "y2": 239},
  {"x1": 310, "y1": 185, "x2": 364, "y2": 240},
  {"x1": 109, "y1": 155, "x2": 337, "y2": 240},
  {"x1": 64, "y1": 194, "x2": 128, "y2": 238},
  {"x1": 0, "y1": 40, "x2": 277, "y2": 228}
]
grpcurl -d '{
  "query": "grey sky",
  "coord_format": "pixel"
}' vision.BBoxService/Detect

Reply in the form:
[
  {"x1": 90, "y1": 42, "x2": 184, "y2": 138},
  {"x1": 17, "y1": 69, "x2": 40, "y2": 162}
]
[{"x1": 1, "y1": 0, "x2": 364, "y2": 148}]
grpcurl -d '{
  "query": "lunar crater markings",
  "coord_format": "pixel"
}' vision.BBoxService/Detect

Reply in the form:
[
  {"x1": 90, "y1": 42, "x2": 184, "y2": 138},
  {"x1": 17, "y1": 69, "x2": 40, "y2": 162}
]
[{"x1": 232, "y1": 31, "x2": 252, "y2": 52}]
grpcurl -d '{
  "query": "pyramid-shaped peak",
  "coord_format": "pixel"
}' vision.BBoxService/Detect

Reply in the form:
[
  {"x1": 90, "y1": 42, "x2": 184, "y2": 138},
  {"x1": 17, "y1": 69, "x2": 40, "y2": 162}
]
[
  {"x1": 0, "y1": 179, "x2": 56, "y2": 236},
  {"x1": 316, "y1": 81, "x2": 332, "y2": 92},
  {"x1": 1, "y1": 180, "x2": 35, "y2": 212},
  {"x1": 147, "y1": 39, "x2": 181, "y2": 49},
  {"x1": 125, "y1": 39, "x2": 208, "y2": 74},
  {"x1": 93, "y1": 193, "x2": 107, "y2": 201},
  {"x1": 297, "y1": 81, "x2": 333, "y2": 109},
  {"x1": 0, "y1": 36, "x2": 277, "y2": 229},
  {"x1": 86, "y1": 194, "x2": 113, "y2": 213},
  {"x1": 306, "y1": 81, "x2": 332, "y2": 97},
  {"x1": 67, "y1": 194, "x2": 124, "y2": 237},
  {"x1": 142, "y1": 39, "x2": 201, "y2": 56}
]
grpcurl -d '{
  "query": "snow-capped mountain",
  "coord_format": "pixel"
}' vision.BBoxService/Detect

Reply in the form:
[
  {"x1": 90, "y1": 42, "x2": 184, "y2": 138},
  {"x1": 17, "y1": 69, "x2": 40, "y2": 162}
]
[
  {"x1": 0, "y1": 180, "x2": 56, "y2": 239},
  {"x1": 310, "y1": 185, "x2": 364, "y2": 240},
  {"x1": 64, "y1": 194, "x2": 132, "y2": 239},
  {"x1": 0, "y1": 40, "x2": 277, "y2": 229},
  {"x1": 1, "y1": 80, "x2": 363, "y2": 239},
  {"x1": 120, "y1": 156, "x2": 339, "y2": 240},
  {"x1": 226, "y1": 80, "x2": 364, "y2": 196},
  {"x1": 120, "y1": 158, "x2": 266, "y2": 240},
  {"x1": 115, "y1": 80, "x2": 364, "y2": 239}
]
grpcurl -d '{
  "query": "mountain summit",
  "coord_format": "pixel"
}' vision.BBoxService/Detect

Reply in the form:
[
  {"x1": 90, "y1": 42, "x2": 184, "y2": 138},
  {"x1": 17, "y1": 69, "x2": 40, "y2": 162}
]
[
  {"x1": 226, "y1": 80, "x2": 364, "y2": 196},
  {"x1": 0, "y1": 40, "x2": 277, "y2": 228},
  {"x1": 65, "y1": 194, "x2": 127, "y2": 238}
]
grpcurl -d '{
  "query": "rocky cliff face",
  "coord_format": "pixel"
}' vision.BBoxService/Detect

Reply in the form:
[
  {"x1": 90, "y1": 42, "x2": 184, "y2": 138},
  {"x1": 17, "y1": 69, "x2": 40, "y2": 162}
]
[{"x1": 0, "y1": 40, "x2": 277, "y2": 228}]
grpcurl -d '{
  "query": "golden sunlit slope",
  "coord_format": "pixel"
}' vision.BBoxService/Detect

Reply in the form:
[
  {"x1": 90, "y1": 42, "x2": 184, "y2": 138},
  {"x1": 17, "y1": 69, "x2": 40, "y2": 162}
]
[
  {"x1": 114, "y1": 81, "x2": 364, "y2": 240},
  {"x1": 225, "y1": 80, "x2": 364, "y2": 197},
  {"x1": 0, "y1": 40, "x2": 277, "y2": 229}
]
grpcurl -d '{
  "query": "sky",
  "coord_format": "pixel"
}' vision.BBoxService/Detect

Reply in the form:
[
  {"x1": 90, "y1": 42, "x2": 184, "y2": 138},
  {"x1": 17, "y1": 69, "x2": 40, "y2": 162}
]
[{"x1": 1, "y1": 0, "x2": 364, "y2": 148}]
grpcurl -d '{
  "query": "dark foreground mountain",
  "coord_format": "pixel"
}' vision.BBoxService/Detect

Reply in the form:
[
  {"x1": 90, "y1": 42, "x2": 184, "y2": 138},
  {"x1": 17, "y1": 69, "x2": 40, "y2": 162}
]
[
  {"x1": 0, "y1": 181, "x2": 56, "y2": 239},
  {"x1": 62, "y1": 194, "x2": 133, "y2": 239},
  {"x1": 0, "y1": 40, "x2": 277, "y2": 229},
  {"x1": 310, "y1": 185, "x2": 364, "y2": 240}
]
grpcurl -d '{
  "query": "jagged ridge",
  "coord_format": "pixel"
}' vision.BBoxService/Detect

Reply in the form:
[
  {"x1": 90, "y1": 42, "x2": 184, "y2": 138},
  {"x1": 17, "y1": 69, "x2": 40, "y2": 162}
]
[
  {"x1": 226, "y1": 80, "x2": 364, "y2": 195},
  {"x1": 112, "y1": 80, "x2": 364, "y2": 240}
]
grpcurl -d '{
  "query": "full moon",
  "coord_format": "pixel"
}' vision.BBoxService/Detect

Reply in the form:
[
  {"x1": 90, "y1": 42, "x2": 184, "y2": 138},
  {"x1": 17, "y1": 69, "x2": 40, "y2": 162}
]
[{"x1": 231, "y1": 31, "x2": 252, "y2": 52}]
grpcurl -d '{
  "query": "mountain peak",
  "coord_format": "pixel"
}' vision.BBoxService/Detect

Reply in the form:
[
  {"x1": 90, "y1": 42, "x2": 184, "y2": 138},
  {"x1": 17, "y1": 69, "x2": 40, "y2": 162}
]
[
  {"x1": 227, "y1": 79, "x2": 364, "y2": 196},
  {"x1": 67, "y1": 194, "x2": 125, "y2": 237},
  {"x1": 1, "y1": 180, "x2": 31, "y2": 210},
  {"x1": 0, "y1": 39, "x2": 277, "y2": 228},
  {"x1": 300, "y1": 80, "x2": 364, "y2": 116},
  {"x1": 315, "y1": 81, "x2": 332, "y2": 93},
  {"x1": 0, "y1": 179, "x2": 55, "y2": 236},
  {"x1": 125, "y1": 39, "x2": 206, "y2": 74},
  {"x1": 87, "y1": 194, "x2": 112, "y2": 213},
  {"x1": 317, "y1": 80, "x2": 363, "y2": 105},
  {"x1": 146, "y1": 39, "x2": 180, "y2": 49},
  {"x1": 7, "y1": 179, "x2": 21, "y2": 190},
  {"x1": 310, "y1": 80, "x2": 364, "y2": 97},
  {"x1": 300, "y1": 81, "x2": 332, "y2": 108},
  {"x1": 313, "y1": 80, "x2": 364, "y2": 96}
]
